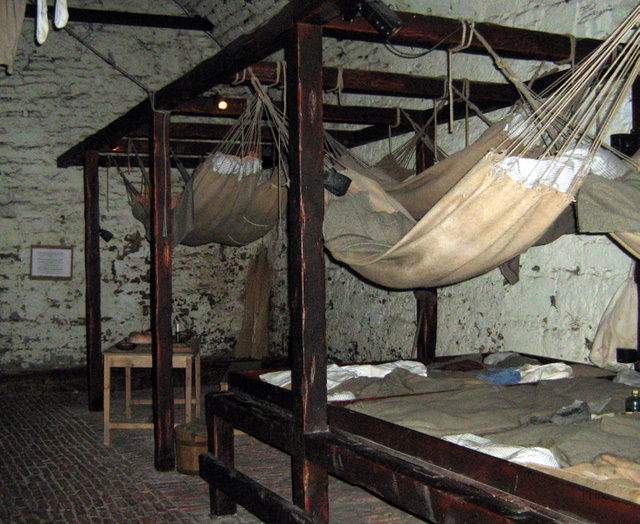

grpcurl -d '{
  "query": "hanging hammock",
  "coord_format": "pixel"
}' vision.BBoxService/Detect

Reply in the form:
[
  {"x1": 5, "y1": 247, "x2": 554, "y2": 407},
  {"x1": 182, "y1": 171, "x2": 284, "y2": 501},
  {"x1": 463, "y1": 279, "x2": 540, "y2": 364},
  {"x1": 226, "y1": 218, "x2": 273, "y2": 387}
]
[
  {"x1": 576, "y1": 146, "x2": 640, "y2": 257},
  {"x1": 122, "y1": 70, "x2": 288, "y2": 247},
  {"x1": 323, "y1": 4, "x2": 640, "y2": 289}
]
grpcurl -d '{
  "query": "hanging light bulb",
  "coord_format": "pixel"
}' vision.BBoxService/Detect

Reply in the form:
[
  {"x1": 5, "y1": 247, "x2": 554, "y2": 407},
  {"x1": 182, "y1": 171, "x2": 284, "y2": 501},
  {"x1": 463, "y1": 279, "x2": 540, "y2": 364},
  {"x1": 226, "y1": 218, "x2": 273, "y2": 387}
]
[{"x1": 217, "y1": 99, "x2": 229, "y2": 111}]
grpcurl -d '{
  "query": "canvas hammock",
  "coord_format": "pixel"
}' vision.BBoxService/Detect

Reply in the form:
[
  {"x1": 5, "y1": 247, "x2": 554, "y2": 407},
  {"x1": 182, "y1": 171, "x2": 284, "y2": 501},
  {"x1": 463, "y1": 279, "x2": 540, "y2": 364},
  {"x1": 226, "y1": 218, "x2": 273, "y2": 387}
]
[
  {"x1": 323, "y1": 4, "x2": 640, "y2": 289},
  {"x1": 123, "y1": 71, "x2": 288, "y2": 247}
]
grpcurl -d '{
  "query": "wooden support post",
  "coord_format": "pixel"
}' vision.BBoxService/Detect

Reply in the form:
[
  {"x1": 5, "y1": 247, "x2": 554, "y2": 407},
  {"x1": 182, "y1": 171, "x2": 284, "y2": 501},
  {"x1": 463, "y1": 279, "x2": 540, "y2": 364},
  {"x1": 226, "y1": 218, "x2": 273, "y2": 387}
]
[
  {"x1": 633, "y1": 80, "x2": 640, "y2": 354},
  {"x1": 206, "y1": 390, "x2": 236, "y2": 515},
  {"x1": 285, "y1": 22, "x2": 329, "y2": 523},
  {"x1": 414, "y1": 118, "x2": 437, "y2": 365},
  {"x1": 83, "y1": 149, "x2": 103, "y2": 411},
  {"x1": 150, "y1": 109, "x2": 175, "y2": 471}
]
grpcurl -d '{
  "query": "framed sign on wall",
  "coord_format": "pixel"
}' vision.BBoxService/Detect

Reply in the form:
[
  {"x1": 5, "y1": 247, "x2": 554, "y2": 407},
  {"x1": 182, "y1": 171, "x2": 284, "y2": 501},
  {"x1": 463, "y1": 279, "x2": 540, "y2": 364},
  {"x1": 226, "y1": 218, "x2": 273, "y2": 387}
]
[{"x1": 30, "y1": 245, "x2": 74, "y2": 280}]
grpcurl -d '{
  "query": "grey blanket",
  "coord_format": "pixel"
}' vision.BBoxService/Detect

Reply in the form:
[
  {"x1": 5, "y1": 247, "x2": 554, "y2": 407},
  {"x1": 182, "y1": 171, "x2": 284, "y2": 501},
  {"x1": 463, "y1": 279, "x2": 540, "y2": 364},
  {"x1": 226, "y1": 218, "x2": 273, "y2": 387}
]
[{"x1": 1, "y1": 0, "x2": 26, "y2": 75}]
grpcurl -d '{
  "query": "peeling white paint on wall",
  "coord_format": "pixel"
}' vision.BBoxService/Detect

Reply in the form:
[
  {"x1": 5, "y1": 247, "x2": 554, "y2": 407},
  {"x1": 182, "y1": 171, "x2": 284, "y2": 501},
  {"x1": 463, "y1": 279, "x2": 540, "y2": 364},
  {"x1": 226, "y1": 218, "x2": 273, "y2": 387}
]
[{"x1": 1, "y1": 0, "x2": 638, "y2": 372}]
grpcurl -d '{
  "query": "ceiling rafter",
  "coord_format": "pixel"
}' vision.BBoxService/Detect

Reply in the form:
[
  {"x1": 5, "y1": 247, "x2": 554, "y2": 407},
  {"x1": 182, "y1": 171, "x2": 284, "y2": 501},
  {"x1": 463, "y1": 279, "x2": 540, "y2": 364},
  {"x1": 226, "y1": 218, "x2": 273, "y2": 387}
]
[
  {"x1": 58, "y1": 0, "x2": 605, "y2": 168},
  {"x1": 24, "y1": 5, "x2": 214, "y2": 31}
]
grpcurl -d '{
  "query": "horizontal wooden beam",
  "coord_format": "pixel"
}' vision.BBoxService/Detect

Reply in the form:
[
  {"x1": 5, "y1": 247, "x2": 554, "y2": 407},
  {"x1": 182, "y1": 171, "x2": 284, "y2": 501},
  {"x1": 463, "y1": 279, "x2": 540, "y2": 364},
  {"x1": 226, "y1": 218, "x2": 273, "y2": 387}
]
[
  {"x1": 61, "y1": 130, "x2": 361, "y2": 167},
  {"x1": 56, "y1": 0, "x2": 343, "y2": 168},
  {"x1": 239, "y1": 61, "x2": 520, "y2": 101},
  {"x1": 342, "y1": 69, "x2": 568, "y2": 148},
  {"x1": 95, "y1": 154, "x2": 202, "y2": 169},
  {"x1": 174, "y1": 97, "x2": 428, "y2": 125},
  {"x1": 24, "y1": 5, "x2": 214, "y2": 31},
  {"x1": 306, "y1": 432, "x2": 564, "y2": 524},
  {"x1": 323, "y1": 11, "x2": 602, "y2": 62}
]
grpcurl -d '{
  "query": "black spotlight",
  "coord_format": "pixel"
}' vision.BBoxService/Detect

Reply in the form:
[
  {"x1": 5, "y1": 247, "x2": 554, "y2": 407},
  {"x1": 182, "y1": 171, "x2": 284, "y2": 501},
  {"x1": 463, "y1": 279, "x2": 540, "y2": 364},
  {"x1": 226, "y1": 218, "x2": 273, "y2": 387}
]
[
  {"x1": 324, "y1": 169, "x2": 352, "y2": 197},
  {"x1": 360, "y1": 0, "x2": 403, "y2": 39},
  {"x1": 99, "y1": 228, "x2": 114, "y2": 242}
]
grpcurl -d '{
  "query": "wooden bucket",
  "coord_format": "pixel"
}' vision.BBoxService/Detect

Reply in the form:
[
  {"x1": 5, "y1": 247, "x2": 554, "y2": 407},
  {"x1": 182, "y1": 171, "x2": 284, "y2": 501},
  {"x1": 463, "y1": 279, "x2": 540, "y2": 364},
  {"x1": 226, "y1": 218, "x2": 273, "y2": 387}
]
[{"x1": 175, "y1": 421, "x2": 207, "y2": 475}]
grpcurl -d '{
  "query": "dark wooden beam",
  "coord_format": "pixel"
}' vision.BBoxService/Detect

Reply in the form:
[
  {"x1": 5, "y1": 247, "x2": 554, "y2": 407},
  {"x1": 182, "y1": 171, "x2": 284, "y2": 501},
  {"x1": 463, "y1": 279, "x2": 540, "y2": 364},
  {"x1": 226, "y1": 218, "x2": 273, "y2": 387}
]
[
  {"x1": 306, "y1": 431, "x2": 565, "y2": 524},
  {"x1": 83, "y1": 150, "x2": 103, "y2": 412},
  {"x1": 200, "y1": 454, "x2": 323, "y2": 524},
  {"x1": 229, "y1": 371, "x2": 293, "y2": 411},
  {"x1": 129, "y1": 122, "x2": 357, "y2": 143},
  {"x1": 150, "y1": 110, "x2": 175, "y2": 471},
  {"x1": 323, "y1": 11, "x2": 602, "y2": 62},
  {"x1": 24, "y1": 5, "x2": 214, "y2": 31},
  {"x1": 342, "y1": 96, "x2": 511, "y2": 148},
  {"x1": 175, "y1": 96, "x2": 429, "y2": 125},
  {"x1": 56, "y1": 0, "x2": 343, "y2": 168},
  {"x1": 238, "y1": 62, "x2": 521, "y2": 101},
  {"x1": 286, "y1": 22, "x2": 329, "y2": 522},
  {"x1": 173, "y1": 97, "x2": 248, "y2": 116}
]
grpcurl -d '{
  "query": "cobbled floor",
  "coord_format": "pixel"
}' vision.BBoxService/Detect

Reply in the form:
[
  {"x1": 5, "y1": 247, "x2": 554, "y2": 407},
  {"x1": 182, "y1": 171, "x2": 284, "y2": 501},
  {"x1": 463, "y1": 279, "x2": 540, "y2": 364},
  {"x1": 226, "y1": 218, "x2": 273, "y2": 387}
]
[{"x1": 0, "y1": 383, "x2": 422, "y2": 523}]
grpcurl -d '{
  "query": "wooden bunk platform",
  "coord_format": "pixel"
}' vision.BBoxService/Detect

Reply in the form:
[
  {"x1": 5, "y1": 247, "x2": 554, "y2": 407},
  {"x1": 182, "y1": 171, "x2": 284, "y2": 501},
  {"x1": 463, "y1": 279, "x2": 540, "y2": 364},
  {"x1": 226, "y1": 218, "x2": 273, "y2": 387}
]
[{"x1": 60, "y1": 0, "x2": 640, "y2": 521}]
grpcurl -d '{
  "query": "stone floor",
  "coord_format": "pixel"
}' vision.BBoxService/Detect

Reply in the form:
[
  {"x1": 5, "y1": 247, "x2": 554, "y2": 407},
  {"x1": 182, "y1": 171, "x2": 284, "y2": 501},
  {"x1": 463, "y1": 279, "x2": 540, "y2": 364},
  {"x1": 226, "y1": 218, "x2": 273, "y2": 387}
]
[{"x1": 0, "y1": 379, "x2": 423, "y2": 523}]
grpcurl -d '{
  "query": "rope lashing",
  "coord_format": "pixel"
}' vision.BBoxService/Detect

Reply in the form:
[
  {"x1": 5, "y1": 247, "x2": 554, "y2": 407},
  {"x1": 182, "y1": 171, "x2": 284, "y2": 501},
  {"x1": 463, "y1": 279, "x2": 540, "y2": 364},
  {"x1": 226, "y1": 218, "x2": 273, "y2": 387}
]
[
  {"x1": 556, "y1": 33, "x2": 577, "y2": 67},
  {"x1": 388, "y1": 107, "x2": 402, "y2": 154},
  {"x1": 325, "y1": 66, "x2": 344, "y2": 105},
  {"x1": 447, "y1": 19, "x2": 475, "y2": 132}
]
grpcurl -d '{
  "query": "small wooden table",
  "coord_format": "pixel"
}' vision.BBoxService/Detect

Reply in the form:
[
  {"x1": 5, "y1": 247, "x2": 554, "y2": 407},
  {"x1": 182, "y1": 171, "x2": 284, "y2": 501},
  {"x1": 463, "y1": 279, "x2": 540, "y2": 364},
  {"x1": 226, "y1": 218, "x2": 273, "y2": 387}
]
[{"x1": 103, "y1": 338, "x2": 201, "y2": 446}]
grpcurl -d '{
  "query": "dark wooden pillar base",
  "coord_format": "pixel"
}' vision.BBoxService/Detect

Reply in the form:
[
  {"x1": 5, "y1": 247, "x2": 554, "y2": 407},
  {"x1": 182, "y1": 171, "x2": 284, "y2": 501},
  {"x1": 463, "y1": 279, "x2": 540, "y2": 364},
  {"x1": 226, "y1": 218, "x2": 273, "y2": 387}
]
[
  {"x1": 209, "y1": 412, "x2": 236, "y2": 515},
  {"x1": 414, "y1": 289, "x2": 437, "y2": 364}
]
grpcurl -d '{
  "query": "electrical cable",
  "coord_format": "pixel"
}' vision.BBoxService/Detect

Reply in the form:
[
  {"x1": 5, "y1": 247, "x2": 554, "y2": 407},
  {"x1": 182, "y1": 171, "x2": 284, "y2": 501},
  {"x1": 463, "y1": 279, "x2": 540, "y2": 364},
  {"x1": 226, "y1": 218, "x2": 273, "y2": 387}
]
[
  {"x1": 383, "y1": 26, "x2": 462, "y2": 59},
  {"x1": 169, "y1": 0, "x2": 224, "y2": 50}
]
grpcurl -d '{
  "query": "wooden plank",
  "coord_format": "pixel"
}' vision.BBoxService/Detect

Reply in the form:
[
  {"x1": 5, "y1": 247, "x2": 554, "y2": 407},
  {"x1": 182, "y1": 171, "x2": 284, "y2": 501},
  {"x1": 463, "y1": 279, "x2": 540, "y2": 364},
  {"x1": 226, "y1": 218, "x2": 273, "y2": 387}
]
[
  {"x1": 93, "y1": 154, "x2": 202, "y2": 169},
  {"x1": 229, "y1": 371, "x2": 293, "y2": 411},
  {"x1": 306, "y1": 432, "x2": 567, "y2": 524},
  {"x1": 327, "y1": 404, "x2": 640, "y2": 523},
  {"x1": 285, "y1": 22, "x2": 329, "y2": 522},
  {"x1": 56, "y1": 0, "x2": 343, "y2": 168},
  {"x1": 344, "y1": 97, "x2": 506, "y2": 148},
  {"x1": 150, "y1": 110, "x2": 175, "y2": 471},
  {"x1": 83, "y1": 150, "x2": 103, "y2": 412},
  {"x1": 200, "y1": 453, "x2": 323, "y2": 524},
  {"x1": 323, "y1": 11, "x2": 602, "y2": 62},
  {"x1": 24, "y1": 5, "x2": 214, "y2": 30}
]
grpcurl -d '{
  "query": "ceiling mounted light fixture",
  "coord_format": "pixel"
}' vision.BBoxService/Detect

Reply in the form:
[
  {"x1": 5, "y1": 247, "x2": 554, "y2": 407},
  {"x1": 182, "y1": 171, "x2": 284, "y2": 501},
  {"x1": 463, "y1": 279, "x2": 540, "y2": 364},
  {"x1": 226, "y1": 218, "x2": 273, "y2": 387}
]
[{"x1": 359, "y1": 0, "x2": 403, "y2": 39}]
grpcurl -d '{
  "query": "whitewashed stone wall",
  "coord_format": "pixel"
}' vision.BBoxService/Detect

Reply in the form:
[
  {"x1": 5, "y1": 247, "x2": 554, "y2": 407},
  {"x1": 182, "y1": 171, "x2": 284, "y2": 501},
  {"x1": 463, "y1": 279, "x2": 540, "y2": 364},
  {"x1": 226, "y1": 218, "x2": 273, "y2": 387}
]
[
  {"x1": 1, "y1": 0, "x2": 637, "y2": 373},
  {"x1": 0, "y1": 1, "x2": 257, "y2": 372}
]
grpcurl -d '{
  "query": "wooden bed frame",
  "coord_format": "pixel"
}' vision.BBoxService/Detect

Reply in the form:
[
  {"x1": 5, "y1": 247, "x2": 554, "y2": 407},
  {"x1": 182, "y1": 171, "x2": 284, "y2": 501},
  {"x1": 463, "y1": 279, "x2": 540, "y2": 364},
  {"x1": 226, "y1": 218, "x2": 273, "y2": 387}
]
[{"x1": 60, "y1": 0, "x2": 640, "y2": 520}]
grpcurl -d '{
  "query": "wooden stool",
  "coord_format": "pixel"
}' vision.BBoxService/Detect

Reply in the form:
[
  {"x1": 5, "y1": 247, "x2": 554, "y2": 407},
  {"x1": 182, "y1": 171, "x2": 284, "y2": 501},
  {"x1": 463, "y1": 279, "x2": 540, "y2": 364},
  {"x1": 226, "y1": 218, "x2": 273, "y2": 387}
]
[{"x1": 103, "y1": 339, "x2": 201, "y2": 446}]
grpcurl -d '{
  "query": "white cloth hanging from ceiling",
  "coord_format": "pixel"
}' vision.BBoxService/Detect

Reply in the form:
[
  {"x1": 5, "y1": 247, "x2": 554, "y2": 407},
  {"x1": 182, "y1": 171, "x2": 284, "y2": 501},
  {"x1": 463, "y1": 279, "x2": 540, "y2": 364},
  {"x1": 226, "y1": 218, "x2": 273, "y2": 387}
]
[{"x1": 36, "y1": 0, "x2": 69, "y2": 45}]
